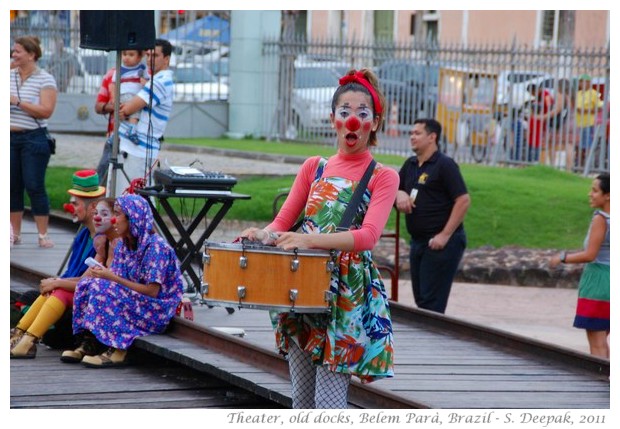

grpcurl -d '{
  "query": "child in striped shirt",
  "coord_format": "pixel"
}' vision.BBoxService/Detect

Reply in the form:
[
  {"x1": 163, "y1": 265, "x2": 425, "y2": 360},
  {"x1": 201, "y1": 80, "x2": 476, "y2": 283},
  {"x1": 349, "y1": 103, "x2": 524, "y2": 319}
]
[{"x1": 109, "y1": 50, "x2": 149, "y2": 144}]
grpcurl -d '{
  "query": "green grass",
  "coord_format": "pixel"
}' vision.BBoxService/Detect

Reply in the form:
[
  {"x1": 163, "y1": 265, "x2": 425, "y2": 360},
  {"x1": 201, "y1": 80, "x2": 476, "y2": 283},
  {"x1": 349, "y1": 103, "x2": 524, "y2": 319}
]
[
  {"x1": 169, "y1": 136, "x2": 336, "y2": 157},
  {"x1": 42, "y1": 138, "x2": 594, "y2": 250},
  {"x1": 43, "y1": 161, "x2": 592, "y2": 251},
  {"x1": 458, "y1": 164, "x2": 591, "y2": 249},
  {"x1": 166, "y1": 137, "x2": 409, "y2": 167}
]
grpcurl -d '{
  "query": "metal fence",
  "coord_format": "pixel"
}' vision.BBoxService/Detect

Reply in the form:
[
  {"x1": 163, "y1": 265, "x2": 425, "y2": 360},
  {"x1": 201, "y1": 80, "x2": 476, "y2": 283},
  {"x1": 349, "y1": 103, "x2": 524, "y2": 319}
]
[
  {"x1": 12, "y1": 17, "x2": 609, "y2": 174},
  {"x1": 262, "y1": 37, "x2": 610, "y2": 174},
  {"x1": 10, "y1": 21, "x2": 110, "y2": 94},
  {"x1": 10, "y1": 18, "x2": 229, "y2": 101}
]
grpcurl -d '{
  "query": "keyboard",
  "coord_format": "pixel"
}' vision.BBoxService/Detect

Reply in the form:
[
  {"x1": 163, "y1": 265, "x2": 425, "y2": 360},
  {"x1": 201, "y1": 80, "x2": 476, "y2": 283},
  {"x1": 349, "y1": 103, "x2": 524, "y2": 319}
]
[{"x1": 154, "y1": 168, "x2": 237, "y2": 191}]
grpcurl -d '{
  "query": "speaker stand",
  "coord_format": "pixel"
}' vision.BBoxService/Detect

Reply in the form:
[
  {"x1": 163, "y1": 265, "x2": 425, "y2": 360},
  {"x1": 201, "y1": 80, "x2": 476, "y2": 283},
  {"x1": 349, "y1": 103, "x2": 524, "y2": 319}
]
[{"x1": 108, "y1": 50, "x2": 125, "y2": 197}]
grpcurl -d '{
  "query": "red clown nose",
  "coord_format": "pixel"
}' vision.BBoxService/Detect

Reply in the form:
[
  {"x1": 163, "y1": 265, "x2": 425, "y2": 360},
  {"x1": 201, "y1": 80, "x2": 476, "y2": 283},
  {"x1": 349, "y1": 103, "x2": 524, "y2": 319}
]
[
  {"x1": 63, "y1": 203, "x2": 75, "y2": 214},
  {"x1": 345, "y1": 116, "x2": 361, "y2": 132},
  {"x1": 110, "y1": 217, "x2": 117, "y2": 225}
]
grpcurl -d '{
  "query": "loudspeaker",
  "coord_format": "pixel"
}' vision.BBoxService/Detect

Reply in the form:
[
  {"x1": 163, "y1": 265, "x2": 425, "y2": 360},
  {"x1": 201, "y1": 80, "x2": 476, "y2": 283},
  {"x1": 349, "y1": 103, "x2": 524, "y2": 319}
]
[{"x1": 80, "y1": 10, "x2": 156, "y2": 51}]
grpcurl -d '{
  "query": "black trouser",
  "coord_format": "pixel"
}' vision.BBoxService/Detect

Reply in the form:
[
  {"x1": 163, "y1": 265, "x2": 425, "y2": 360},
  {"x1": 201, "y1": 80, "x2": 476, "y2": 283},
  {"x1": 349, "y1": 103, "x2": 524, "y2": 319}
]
[
  {"x1": 409, "y1": 229, "x2": 466, "y2": 314},
  {"x1": 10, "y1": 128, "x2": 51, "y2": 215},
  {"x1": 96, "y1": 139, "x2": 112, "y2": 185}
]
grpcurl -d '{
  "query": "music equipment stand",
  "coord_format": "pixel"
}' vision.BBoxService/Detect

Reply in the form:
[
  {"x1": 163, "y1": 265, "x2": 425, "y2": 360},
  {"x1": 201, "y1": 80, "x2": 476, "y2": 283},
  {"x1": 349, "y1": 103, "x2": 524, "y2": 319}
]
[{"x1": 135, "y1": 187, "x2": 250, "y2": 293}]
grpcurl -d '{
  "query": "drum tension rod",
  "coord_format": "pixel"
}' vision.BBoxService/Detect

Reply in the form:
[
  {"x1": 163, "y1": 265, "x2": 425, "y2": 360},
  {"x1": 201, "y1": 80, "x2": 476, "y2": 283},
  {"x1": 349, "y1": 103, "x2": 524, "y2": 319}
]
[
  {"x1": 289, "y1": 289, "x2": 298, "y2": 312},
  {"x1": 237, "y1": 285, "x2": 246, "y2": 308},
  {"x1": 239, "y1": 239, "x2": 248, "y2": 269},
  {"x1": 326, "y1": 249, "x2": 337, "y2": 272},
  {"x1": 290, "y1": 248, "x2": 300, "y2": 272}
]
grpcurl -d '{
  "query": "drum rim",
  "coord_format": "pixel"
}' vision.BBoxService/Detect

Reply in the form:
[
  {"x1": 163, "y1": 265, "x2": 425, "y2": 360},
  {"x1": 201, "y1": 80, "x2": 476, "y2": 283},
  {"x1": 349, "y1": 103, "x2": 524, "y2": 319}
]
[
  {"x1": 202, "y1": 299, "x2": 331, "y2": 313},
  {"x1": 204, "y1": 241, "x2": 333, "y2": 257}
]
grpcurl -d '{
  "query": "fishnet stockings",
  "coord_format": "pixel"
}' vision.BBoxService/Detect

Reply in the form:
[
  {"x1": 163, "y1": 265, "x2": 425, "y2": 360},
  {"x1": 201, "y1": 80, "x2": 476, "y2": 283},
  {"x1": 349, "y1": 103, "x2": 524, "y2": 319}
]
[{"x1": 287, "y1": 340, "x2": 351, "y2": 409}]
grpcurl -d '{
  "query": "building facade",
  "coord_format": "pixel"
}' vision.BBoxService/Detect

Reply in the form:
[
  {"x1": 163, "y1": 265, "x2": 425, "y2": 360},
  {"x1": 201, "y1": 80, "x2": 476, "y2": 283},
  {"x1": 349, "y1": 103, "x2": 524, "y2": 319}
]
[{"x1": 302, "y1": 10, "x2": 609, "y2": 48}]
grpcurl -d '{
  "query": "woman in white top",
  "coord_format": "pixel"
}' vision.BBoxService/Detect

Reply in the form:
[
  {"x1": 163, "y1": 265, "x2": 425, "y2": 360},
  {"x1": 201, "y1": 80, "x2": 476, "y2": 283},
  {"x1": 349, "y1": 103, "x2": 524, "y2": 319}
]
[{"x1": 10, "y1": 36, "x2": 58, "y2": 248}]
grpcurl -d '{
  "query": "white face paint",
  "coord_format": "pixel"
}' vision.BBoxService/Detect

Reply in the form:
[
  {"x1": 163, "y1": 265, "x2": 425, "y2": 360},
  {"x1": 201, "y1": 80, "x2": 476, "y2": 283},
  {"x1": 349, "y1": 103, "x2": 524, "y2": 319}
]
[
  {"x1": 334, "y1": 105, "x2": 374, "y2": 123},
  {"x1": 68, "y1": 196, "x2": 81, "y2": 223},
  {"x1": 330, "y1": 92, "x2": 378, "y2": 153},
  {"x1": 93, "y1": 201, "x2": 113, "y2": 234}
]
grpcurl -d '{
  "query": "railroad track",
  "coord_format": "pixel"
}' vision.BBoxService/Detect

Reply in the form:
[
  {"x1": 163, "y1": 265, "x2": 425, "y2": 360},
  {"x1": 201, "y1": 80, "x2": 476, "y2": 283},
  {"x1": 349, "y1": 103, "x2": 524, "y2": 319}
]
[
  {"x1": 10, "y1": 212, "x2": 610, "y2": 409},
  {"x1": 10, "y1": 266, "x2": 426, "y2": 409}
]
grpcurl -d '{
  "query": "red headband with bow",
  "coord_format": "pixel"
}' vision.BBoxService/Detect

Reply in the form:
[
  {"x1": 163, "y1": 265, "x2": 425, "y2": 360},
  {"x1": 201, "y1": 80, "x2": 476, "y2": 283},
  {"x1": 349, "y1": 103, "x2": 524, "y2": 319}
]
[{"x1": 338, "y1": 71, "x2": 383, "y2": 115}]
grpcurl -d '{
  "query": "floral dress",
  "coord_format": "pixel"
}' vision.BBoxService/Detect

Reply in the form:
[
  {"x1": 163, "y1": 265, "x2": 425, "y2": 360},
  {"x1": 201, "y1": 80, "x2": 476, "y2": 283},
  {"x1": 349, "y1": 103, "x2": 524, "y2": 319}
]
[
  {"x1": 72, "y1": 195, "x2": 183, "y2": 350},
  {"x1": 271, "y1": 159, "x2": 394, "y2": 383}
]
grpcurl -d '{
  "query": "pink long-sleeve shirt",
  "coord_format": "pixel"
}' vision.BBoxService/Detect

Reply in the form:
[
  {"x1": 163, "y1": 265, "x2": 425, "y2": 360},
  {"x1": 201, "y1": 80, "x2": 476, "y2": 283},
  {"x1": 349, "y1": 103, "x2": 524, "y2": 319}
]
[{"x1": 267, "y1": 150, "x2": 399, "y2": 252}]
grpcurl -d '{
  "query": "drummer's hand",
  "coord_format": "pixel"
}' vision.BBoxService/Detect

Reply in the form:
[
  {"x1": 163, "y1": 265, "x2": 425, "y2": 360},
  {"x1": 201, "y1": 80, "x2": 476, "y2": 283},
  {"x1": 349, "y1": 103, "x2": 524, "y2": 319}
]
[
  {"x1": 275, "y1": 232, "x2": 309, "y2": 250},
  {"x1": 240, "y1": 227, "x2": 262, "y2": 241}
]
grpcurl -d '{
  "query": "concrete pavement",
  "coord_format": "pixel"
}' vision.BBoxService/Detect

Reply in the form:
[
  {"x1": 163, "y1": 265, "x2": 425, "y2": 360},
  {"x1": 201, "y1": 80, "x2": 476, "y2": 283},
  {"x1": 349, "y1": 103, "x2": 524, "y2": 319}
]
[
  {"x1": 49, "y1": 132, "x2": 302, "y2": 176},
  {"x1": 46, "y1": 133, "x2": 591, "y2": 355}
]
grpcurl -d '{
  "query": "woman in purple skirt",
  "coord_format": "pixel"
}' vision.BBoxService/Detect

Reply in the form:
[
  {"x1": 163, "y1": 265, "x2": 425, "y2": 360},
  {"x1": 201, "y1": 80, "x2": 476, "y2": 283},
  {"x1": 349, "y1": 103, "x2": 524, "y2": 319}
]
[{"x1": 62, "y1": 194, "x2": 183, "y2": 367}]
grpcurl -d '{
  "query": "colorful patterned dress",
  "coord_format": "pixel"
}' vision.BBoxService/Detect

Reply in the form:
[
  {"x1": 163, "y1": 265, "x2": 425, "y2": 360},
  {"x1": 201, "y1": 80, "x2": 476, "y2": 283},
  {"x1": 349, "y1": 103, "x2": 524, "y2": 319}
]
[
  {"x1": 271, "y1": 157, "x2": 394, "y2": 384},
  {"x1": 72, "y1": 195, "x2": 183, "y2": 350}
]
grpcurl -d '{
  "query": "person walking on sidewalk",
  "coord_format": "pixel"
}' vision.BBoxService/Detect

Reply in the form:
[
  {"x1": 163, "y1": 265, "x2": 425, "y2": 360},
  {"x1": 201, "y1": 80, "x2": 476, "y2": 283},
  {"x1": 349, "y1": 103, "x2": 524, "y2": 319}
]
[
  {"x1": 241, "y1": 68, "x2": 397, "y2": 408},
  {"x1": 395, "y1": 118, "x2": 471, "y2": 314},
  {"x1": 10, "y1": 170, "x2": 106, "y2": 358},
  {"x1": 550, "y1": 173, "x2": 610, "y2": 359}
]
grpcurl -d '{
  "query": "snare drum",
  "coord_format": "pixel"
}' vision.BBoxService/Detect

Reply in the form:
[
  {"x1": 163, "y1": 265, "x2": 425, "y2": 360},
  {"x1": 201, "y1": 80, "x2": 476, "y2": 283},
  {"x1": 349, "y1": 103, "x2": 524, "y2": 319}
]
[{"x1": 202, "y1": 241, "x2": 336, "y2": 313}]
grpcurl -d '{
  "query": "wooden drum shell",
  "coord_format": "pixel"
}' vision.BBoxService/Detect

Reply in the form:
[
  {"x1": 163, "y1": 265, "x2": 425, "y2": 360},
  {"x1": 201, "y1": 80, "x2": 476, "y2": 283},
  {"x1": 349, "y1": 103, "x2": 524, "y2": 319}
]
[{"x1": 202, "y1": 242, "x2": 334, "y2": 313}]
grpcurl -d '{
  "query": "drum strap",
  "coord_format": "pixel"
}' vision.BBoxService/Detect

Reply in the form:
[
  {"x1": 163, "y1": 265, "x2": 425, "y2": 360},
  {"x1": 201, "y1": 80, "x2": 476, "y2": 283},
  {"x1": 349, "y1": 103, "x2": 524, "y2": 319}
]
[{"x1": 336, "y1": 159, "x2": 377, "y2": 232}]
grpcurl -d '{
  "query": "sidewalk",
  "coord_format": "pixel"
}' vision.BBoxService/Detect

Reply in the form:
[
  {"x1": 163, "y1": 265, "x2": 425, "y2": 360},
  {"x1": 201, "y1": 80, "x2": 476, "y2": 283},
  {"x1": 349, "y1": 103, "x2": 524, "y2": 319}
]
[
  {"x1": 50, "y1": 133, "x2": 302, "y2": 176},
  {"x1": 47, "y1": 133, "x2": 590, "y2": 354}
]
